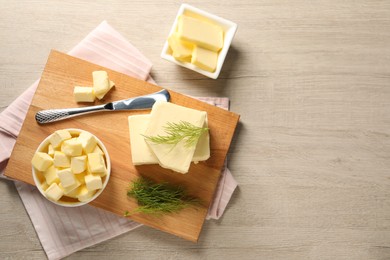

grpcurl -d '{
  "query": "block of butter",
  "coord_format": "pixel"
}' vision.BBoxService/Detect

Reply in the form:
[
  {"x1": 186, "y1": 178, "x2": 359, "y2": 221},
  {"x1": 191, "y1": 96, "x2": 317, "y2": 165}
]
[
  {"x1": 191, "y1": 46, "x2": 219, "y2": 72},
  {"x1": 92, "y1": 71, "x2": 110, "y2": 100},
  {"x1": 128, "y1": 114, "x2": 210, "y2": 165},
  {"x1": 168, "y1": 33, "x2": 193, "y2": 62},
  {"x1": 73, "y1": 86, "x2": 95, "y2": 102},
  {"x1": 177, "y1": 15, "x2": 223, "y2": 52},
  {"x1": 144, "y1": 101, "x2": 207, "y2": 174}
]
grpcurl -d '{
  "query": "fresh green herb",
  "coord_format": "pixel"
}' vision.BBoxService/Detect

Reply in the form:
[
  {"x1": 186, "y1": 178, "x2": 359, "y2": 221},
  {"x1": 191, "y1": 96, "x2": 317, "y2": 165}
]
[
  {"x1": 143, "y1": 120, "x2": 208, "y2": 148},
  {"x1": 125, "y1": 177, "x2": 199, "y2": 216}
]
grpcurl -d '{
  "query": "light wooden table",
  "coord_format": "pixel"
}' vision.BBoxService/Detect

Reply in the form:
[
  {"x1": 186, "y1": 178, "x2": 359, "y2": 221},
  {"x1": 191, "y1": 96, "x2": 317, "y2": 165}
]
[{"x1": 1, "y1": 1, "x2": 390, "y2": 259}]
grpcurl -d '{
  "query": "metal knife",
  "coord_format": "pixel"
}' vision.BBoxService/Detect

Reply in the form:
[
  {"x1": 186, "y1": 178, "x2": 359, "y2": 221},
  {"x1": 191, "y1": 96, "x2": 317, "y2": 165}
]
[{"x1": 35, "y1": 89, "x2": 170, "y2": 124}]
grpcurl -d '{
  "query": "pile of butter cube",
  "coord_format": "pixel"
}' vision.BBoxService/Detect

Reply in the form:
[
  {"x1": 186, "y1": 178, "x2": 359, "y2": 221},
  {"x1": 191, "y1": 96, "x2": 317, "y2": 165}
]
[
  {"x1": 128, "y1": 101, "x2": 210, "y2": 174},
  {"x1": 168, "y1": 14, "x2": 224, "y2": 72},
  {"x1": 31, "y1": 129, "x2": 108, "y2": 203},
  {"x1": 73, "y1": 71, "x2": 115, "y2": 102}
]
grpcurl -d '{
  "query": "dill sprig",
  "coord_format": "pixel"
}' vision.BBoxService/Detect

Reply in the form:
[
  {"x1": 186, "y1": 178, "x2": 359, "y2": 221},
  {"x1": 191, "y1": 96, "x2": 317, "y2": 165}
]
[
  {"x1": 125, "y1": 177, "x2": 199, "y2": 216},
  {"x1": 143, "y1": 120, "x2": 209, "y2": 148}
]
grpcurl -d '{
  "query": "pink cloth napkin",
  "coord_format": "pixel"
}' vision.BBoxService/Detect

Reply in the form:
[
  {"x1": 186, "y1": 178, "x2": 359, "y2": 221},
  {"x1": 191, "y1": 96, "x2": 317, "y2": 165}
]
[{"x1": 0, "y1": 21, "x2": 237, "y2": 260}]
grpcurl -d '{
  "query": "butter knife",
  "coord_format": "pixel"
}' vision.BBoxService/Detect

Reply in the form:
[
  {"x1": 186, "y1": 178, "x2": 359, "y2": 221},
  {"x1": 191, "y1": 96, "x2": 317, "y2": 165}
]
[{"x1": 35, "y1": 89, "x2": 170, "y2": 124}]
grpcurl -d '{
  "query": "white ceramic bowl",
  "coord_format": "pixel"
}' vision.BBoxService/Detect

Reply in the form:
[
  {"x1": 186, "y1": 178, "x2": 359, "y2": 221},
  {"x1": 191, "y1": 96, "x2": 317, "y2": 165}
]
[
  {"x1": 32, "y1": 128, "x2": 111, "y2": 207},
  {"x1": 161, "y1": 3, "x2": 238, "y2": 79}
]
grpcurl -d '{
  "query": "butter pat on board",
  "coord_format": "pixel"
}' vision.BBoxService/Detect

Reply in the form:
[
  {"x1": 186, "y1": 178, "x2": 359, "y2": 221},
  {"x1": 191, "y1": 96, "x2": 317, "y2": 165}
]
[{"x1": 144, "y1": 101, "x2": 207, "y2": 174}]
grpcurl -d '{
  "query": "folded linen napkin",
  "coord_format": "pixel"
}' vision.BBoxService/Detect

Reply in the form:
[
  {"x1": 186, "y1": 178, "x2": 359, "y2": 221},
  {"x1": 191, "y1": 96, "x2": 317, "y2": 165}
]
[{"x1": 0, "y1": 21, "x2": 237, "y2": 260}]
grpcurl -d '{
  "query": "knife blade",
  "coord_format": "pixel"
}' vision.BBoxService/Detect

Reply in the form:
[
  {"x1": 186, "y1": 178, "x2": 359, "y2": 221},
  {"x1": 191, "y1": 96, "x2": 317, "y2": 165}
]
[{"x1": 35, "y1": 89, "x2": 170, "y2": 124}]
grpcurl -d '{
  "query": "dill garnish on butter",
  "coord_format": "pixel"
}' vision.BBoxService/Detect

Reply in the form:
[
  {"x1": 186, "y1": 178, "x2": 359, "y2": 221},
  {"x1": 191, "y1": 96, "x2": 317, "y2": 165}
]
[
  {"x1": 125, "y1": 177, "x2": 199, "y2": 216},
  {"x1": 143, "y1": 120, "x2": 209, "y2": 148}
]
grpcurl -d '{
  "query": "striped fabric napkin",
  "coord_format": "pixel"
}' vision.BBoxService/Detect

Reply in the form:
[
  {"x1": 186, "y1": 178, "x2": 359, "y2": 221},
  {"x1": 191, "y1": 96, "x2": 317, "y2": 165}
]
[{"x1": 0, "y1": 21, "x2": 237, "y2": 260}]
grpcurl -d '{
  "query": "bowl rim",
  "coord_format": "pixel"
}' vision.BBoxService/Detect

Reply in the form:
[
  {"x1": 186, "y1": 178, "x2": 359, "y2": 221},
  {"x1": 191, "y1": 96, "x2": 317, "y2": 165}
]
[
  {"x1": 32, "y1": 128, "x2": 111, "y2": 207},
  {"x1": 160, "y1": 3, "x2": 238, "y2": 79}
]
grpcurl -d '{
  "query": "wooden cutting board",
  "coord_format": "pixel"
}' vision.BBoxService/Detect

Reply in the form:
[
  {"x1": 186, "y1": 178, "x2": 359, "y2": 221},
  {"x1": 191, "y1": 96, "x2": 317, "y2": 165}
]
[{"x1": 5, "y1": 50, "x2": 240, "y2": 242}]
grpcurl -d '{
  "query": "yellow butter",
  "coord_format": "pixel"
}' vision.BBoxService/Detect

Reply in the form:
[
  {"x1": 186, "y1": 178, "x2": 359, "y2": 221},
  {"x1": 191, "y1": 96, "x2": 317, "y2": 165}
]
[
  {"x1": 53, "y1": 151, "x2": 70, "y2": 168},
  {"x1": 49, "y1": 129, "x2": 72, "y2": 148},
  {"x1": 128, "y1": 114, "x2": 210, "y2": 165},
  {"x1": 78, "y1": 132, "x2": 97, "y2": 153},
  {"x1": 77, "y1": 186, "x2": 95, "y2": 202},
  {"x1": 144, "y1": 101, "x2": 207, "y2": 174},
  {"x1": 31, "y1": 152, "x2": 53, "y2": 171},
  {"x1": 57, "y1": 168, "x2": 76, "y2": 188},
  {"x1": 178, "y1": 15, "x2": 223, "y2": 52},
  {"x1": 93, "y1": 71, "x2": 110, "y2": 100},
  {"x1": 44, "y1": 165, "x2": 60, "y2": 185},
  {"x1": 73, "y1": 86, "x2": 95, "y2": 102},
  {"x1": 168, "y1": 33, "x2": 193, "y2": 62},
  {"x1": 87, "y1": 153, "x2": 106, "y2": 175},
  {"x1": 191, "y1": 46, "x2": 218, "y2": 72},
  {"x1": 85, "y1": 174, "x2": 103, "y2": 191},
  {"x1": 45, "y1": 183, "x2": 64, "y2": 201},
  {"x1": 61, "y1": 138, "x2": 83, "y2": 157},
  {"x1": 71, "y1": 155, "x2": 87, "y2": 174},
  {"x1": 128, "y1": 114, "x2": 159, "y2": 165}
]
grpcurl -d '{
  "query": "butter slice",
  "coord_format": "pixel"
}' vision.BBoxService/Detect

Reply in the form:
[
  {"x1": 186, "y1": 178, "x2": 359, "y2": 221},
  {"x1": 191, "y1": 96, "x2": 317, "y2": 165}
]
[
  {"x1": 74, "y1": 86, "x2": 95, "y2": 102},
  {"x1": 92, "y1": 71, "x2": 110, "y2": 100},
  {"x1": 49, "y1": 130, "x2": 72, "y2": 148},
  {"x1": 178, "y1": 15, "x2": 223, "y2": 52},
  {"x1": 128, "y1": 115, "x2": 159, "y2": 165},
  {"x1": 191, "y1": 46, "x2": 218, "y2": 72},
  {"x1": 144, "y1": 101, "x2": 207, "y2": 174},
  {"x1": 61, "y1": 138, "x2": 83, "y2": 157},
  {"x1": 45, "y1": 183, "x2": 64, "y2": 201},
  {"x1": 31, "y1": 152, "x2": 53, "y2": 171},
  {"x1": 128, "y1": 114, "x2": 210, "y2": 165},
  {"x1": 168, "y1": 33, "x2": 193, "y2": 62},
  {"x1": 57, "y1": 168, "x2": 76, "y2": 188}
]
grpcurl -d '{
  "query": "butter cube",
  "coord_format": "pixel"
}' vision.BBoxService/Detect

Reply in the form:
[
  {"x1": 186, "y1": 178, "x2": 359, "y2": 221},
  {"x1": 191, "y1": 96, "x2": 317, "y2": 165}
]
[
  {"x1": 77, "y1": 186, "x2": 95, "y2": 202},
  {"x1": 43, "y1": 165, "x2": 60, "y2": 185},
  {"x1": 191, "y1": 46, "x2": 218, "y2": 72},
  {"x1": 31, "y1": 152, "x2": 53, "y2": 171},
  {"x1": 168, "y1": 33, "x2": 193, "y2": 62},
  {"x1": 48, "y1": 144, "x2": 55, "y2": 157},
  {"x1": 71, "y1": 155, "x2": 87, "y2": 174},
  {"x1": 178, "y1": 15, "x2": 223, "y2": 52},
  {"x1": 41, "y1": 182, "x2": 49, "y2": 191},
  {"x1": 53, "y1": 151, "x2": 70, "y2": 168},
  {"x1": 57, "y1": 168, "x2": 76, "y2": 188},
  {"x1": 49, "y1": 130, "x2": 72, "y2": 148},
  {"x1": 45, "y1": 183, "x2": 64, "y2": 201},
  {"x1": 93, "y1": 71, "x2": 110, "y2": 100},
  {"x1": 109, "y1": 80, "x2": 115, "y2": 90},
  {"x1": 74, "y1": 86, "x2": 95, "y2": 102},
  {"x1": 87, "y1": 153, "x2": 106, "y2": 174},
  {"x1": 91, "y1": 145, "x2": 104, "y2": 155},
  {"x1": 144, "y1": 101, "x2": 207, "y2": 173},
  {"x1": 75, "y1": 172, "x2": 86, "y2": 184},
  {"x1": 59, "y1": 179, "x2": 81, "y2": 196},
  {"x1": 78, "y1": 132, "x2": 97, "y2": 153},
  {"x1": 61, "y1": 138, "x2": 83, "y2": 157},
  {"x1": 85, "y1": 174, "x2": 103, "y2": 191}
]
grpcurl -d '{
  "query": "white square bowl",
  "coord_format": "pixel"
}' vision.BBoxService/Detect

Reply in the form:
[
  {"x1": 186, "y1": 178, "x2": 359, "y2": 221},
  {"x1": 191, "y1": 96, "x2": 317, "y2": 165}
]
[{"x1": 161, "y1": 4, "x2": 238, "y2": 79}]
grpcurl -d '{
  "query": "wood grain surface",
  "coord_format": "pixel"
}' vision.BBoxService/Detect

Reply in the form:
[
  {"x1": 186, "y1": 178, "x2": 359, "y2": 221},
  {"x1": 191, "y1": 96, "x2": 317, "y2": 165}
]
[
  {"x1": 1, "y1": 0, "x2": 390, "y2": 259},
  {"x1": 5, "y1": 50, "x2": 239, "y2": 242}
]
